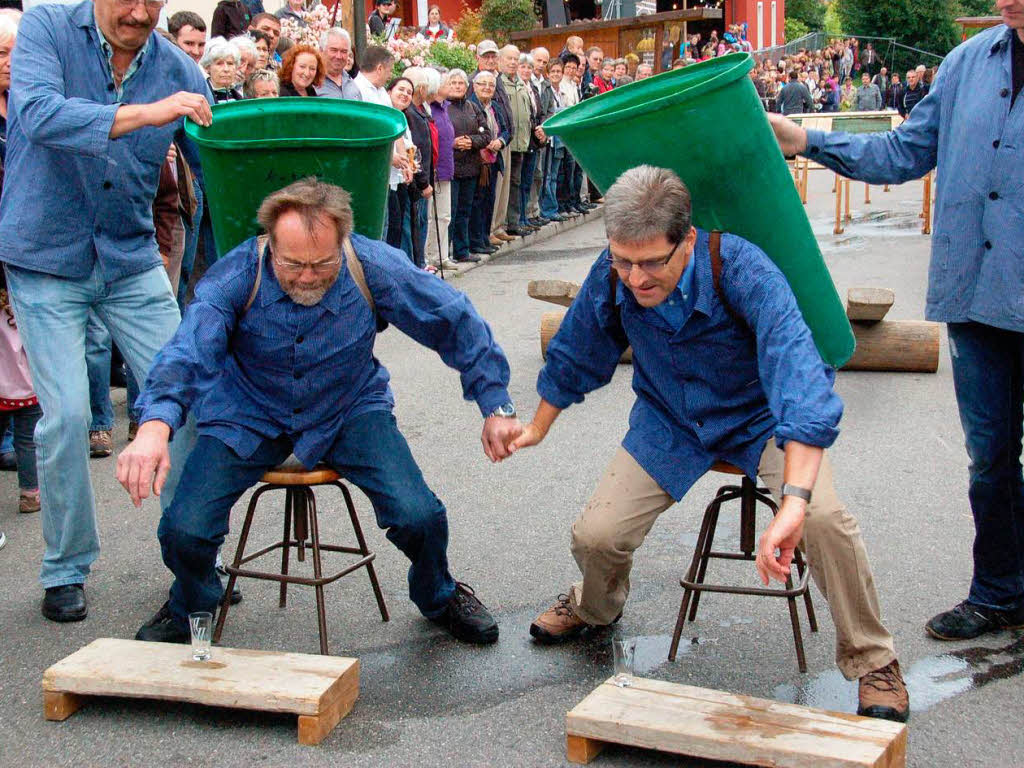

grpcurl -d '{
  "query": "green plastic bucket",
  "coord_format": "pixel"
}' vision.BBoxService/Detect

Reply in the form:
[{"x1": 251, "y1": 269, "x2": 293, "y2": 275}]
[
  {"x1": 185, "y1": 97, "x2": 407, "y2": 255},
  {"x1": 544, "y1": 53, "x2": 855, "y2": 368}
]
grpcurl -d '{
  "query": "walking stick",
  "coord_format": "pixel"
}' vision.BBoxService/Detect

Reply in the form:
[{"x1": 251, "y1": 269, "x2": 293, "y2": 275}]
[{"x1": 431, "y1": 174, "x2": 445, "y2": 280}]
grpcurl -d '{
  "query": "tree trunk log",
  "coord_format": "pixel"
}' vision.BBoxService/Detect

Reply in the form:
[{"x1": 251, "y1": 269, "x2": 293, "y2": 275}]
[
  {"x1": 846, "y1": 286, "x2": 894, "y2": 323},
  {"x1": 841, "y1": 320, "x2": 940, "y2": 372}
]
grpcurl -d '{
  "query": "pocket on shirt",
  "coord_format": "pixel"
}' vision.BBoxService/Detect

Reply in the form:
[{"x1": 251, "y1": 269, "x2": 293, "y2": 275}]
[{"x1": 925, "y1": 233, "x2": 952, "y2": 305}]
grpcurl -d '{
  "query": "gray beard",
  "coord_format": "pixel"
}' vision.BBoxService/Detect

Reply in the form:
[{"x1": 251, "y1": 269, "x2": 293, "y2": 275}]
[{"x1": 285, "y1": 285, "x2": 330, "y2": 306}]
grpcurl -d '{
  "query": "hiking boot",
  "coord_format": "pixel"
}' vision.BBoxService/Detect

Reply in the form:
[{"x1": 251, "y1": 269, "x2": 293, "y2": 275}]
[
  {"x1": 858, "y1": 660, "x2": 909, "y2": 723},
  {"x1": 135, "y1": 602, "x2": 190, "y2": 644},
  {"x1": 19, "y1": 489, "x2": 40, "y2": 514},
  {"x1": 530, "y1": 594, "x2": 591, "y2": 644},
  {"x1": 430, "y1": 582, "x2": 499, "y2": 644},
  {"x1": 89, "y1": 430, "x2": 112, "y2": 458},
  {"x1": 925, "y1": 599, "x2": 1024, "y2": 640}
]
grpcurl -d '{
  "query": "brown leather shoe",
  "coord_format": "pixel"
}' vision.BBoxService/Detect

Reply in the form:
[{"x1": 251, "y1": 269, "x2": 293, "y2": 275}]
[
  {"x1": 489, "y1": 235, "x2": 503, "y2": 246},
  {"x1": 495, "y1": 230, "x2": 516, "y2": 242},
  {"x1": 530, "y1": 594, "x2": 590, "y2": 644},
  {"x1": 858, "y1": 660, "x2": 909, "y2": 722},
  {"x1": 19, "y1": 489, "x2": 40, "y2": 514},
  {"x1": 89, "y1": 430, "x2": 112, "y2": 458}
]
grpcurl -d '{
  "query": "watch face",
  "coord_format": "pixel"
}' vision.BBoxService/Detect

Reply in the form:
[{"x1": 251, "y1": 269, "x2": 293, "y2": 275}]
[{"x1": 493, "y1": 403, "x2": 516, "y2": 417}]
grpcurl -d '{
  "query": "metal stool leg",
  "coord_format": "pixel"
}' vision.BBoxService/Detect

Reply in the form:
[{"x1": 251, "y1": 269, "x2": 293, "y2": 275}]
[
  {"x1": 335, "y1": 482, "x2": 389, "y2": 622},
  {"x1": 214, "y1": 486, "x2": 271, "y2": 643},
  {"x1": 293, "y1": 490, "x2": 307, "y2": 562},
  {"x1": 669, "y1": 498, "x2": 718, "y2": 662},
  {"x1": 785, "y1": 570, "x2": 808, "y2": 673},
  {"x1": 305, "y1": 487, "x2": 329, "y2": 655},
  {"x1": 793, "y1": 547, "x2": 818, "y2": 632},
  {"x1": 687, "y1": 495, "x2": 724, "y2": 622},
  {"x1": 279, "y1": 489, "x2": 293, "y2": 608}
]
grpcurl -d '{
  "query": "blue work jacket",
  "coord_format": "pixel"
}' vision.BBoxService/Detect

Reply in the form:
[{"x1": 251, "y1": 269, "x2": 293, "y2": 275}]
[
  {"x1": 0, "y1": 0, "x2": 210, "y2": 282},
  {"x1": 136, "y1": 235, "x2": 513, "y2": 468},
  {"x1": 537, "y1": 230, "x2": 843, "y2": 500},
  {"x1": 804, "y1": 24, "x2": 1024, "y2": 332}
]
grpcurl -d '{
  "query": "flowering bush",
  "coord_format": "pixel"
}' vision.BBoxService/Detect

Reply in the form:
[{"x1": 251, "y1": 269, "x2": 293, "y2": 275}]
[{"x1": 279, "y1": 3, "x2": 333, "y2": 48}]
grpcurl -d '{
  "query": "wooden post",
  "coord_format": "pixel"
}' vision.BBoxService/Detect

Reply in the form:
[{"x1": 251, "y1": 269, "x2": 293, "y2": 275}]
[
  {"x1": 921, "y1": 172, "x2": 932, "y2": 235},
  {"x1": 864, "y1": 182, "x2": 871, "y2": 205},
  {"x1": 883, "y1": 183, "x2": 890, "y2": 192},
  {"x1": 653, "y1": 25, "x2": 665, "y2": 74},
  {"x1": 800, "y1": 157, "x2": 809, "y2": 205},
  {"x1": 567, "y1": 734, "x2": 606, "y2": 764},
  {"x1": 834, "y1": 173, "x2": 844, "y2": 235},
  {"x1": 844, "y1": 178, "x2": 851, "y2": 222},
  {"x1": 44, "y1": 691, "x2": 84, "y2": 721}
]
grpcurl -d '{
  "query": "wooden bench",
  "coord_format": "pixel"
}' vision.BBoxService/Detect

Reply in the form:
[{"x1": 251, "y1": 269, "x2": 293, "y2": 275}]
[
  {"x1": 566, "y1": 676, "x2": 907, "y2": 767},
  {"x1": 43, "y1": 638, "x2": 358, "y2": 745}
]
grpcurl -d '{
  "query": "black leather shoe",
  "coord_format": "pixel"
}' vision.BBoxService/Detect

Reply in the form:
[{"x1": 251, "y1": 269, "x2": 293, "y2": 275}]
[
  {"x1": 506, "y1": 226, "x2": 530, "y2": 236},
  {"x1": 925, "y1": 600, "x2": 1024, "y2": 640},
  {"x1": 135, "y1": 602, "x2": 190, "y2": 643},
  {"x1": 42, "y1": 584, "x2": 87, "y2": 622},
  {"x1": 453, "y1": 254, "x2": 482, "y2": 263},
  {"x1": 430, "y1": 582, "x2": 499, "y2": 644},
  {"x1": 471, "y1": 244, "x2": 498, "y2": 255},
  {"x1": 0, "y1": 451, "x2": 16, "y2": 471},
  {"x1": 216, "y1": 564, "x2": 243, "y2": 606},
  {"x1": 530, "y1": 217, "x2": 551, "y2": 226}
]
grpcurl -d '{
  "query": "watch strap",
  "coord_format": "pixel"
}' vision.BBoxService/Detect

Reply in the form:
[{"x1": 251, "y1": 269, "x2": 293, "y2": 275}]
[{"x1": 780, "y1": 482, "x2": 812, "y2": 504}]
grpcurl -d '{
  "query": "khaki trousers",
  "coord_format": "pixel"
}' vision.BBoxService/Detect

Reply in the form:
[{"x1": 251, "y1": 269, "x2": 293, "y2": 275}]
[
  {"x1": 425, "y1": 180, "x2": 451, "y2": 266},
  {"x1": 569, "y1": 442, "x2": 896, "y2": 680},
  {"x1": 491, "y1": 145, "x2": 512, "y2": 235}
]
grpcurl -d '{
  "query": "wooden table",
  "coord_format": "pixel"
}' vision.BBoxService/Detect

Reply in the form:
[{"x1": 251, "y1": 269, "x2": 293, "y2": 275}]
[
  {"x1": 566, "y1": 676, "x2": 907, "y2": 767},
  {"x1": 43, "y1": 638, "x2": 359, "y2": 745}
]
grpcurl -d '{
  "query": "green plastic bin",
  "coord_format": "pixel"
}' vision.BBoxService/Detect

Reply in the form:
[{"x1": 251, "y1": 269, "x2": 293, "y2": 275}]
[
  {"x1": 544, "y1": 53, "x2": 855, "y2": 368},
  {"x1": 185, "y1": 97, "x2": 407, "y2": 255}
]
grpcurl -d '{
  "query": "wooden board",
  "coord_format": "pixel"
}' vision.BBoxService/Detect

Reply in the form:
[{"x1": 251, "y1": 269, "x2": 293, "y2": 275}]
[
  {"x1": 43, "y1": 638, "x2": 358, "y2": 745},
  {"x1": 566, "y1": 677, "x2": 906, "y2": 767},
  {"x1": 847, "y1": 287, "x2": 895, "y2": 323},
  {"x1": 528, "y1": 279, "x2": 580, "y2": 307}
]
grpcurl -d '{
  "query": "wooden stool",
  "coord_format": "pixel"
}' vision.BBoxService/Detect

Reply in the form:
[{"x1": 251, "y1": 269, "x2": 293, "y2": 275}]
[
  {"x1": 668, "y1": 462, "x2": 817, "y2": 672},
  {"x1": 213, "y1": 462, "x2": 389, "y2": 655}
]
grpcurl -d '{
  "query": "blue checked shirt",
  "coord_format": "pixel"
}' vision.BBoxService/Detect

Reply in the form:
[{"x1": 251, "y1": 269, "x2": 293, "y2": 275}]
[
  {"x1": 0, "y1": 0, "x2": 210, "y2": 282},
  {"x1": 537, "y1": 229, "x2": 843, "y2": 500},
  {"x1": 803, "y1": 24, "x2": 1024, "y2": 332},
  {"x1": 135, "y1": 235, "x2": 513, "y2": 467}
]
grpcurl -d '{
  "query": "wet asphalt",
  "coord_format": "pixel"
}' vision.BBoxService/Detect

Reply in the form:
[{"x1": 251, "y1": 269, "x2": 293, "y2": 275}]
[{"x1": 1, "y1": 173, "x2": 1022, "y2": 767}]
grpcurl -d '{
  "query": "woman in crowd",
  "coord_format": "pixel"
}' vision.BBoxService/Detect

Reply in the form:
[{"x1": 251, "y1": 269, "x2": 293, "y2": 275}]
[
  {"x1": 419, "y1": 5, "x2": 451, "y2": 42},
  {"x1": 244, "y1": 68, "x2": 280, "y2": 98},
  {"x1": 229, "y1": 34, "x2": 257, "y2": 83},
  {"x1": 839, "y1": 75, "x2": 856, "y2": 111},
  {"x1": 444, "y1": 69, "x2": 490, "y2": 263},
  {"x1": 403, "y1": 67, "x2": 437, "y2": 269},
  {"x1": 612, "y1": 59, "x2": 627, "y2": 83},
  {"x1": 279, "y1": 43, "x2": 324, "y2": 96},
  {"x1": 250, "y1": 29, "x2": 272, "y2": 69},
  {"x1": 202, "y1": 37, "x2": 243, "y2": 102},
  {"x1": 468, "y1": 70, "x2": 502, "y2": 257},
  {"x1": 385, "y1": 77, "x2": 417, "y2": 256},
  {"x1": 427, "y1": 69, "x2": 456, "y2": 270},
  {"x1": 592, "y1": 58, "x2": 614, "y2": 93}
]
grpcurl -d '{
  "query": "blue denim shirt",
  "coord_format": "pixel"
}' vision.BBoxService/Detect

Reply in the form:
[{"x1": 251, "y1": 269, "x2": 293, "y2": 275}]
[
  {"x1": 0, "y1": 1, "x2": 210, "y2": 282},
  {"x1": 537, "y1": 229, "x2": 843, "y2": 500},
  {"x1": 804, "y1": 24, "x2": 1024, "y2": 332},
  {"x1": 136, "y1": 235, "x2": 513, "y2": 467}
]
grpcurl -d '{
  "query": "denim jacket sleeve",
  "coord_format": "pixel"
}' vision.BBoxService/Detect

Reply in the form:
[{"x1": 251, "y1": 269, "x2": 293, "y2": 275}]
[
  {"x1": 357, "y1": 238, "x2": 511, "y2": 415},
  {"x1": 11, "y1": 9, "x2": 118, "y2": 158},
  {"x1": 537, "y1": 253, "x2": 629, "y2": 409}
]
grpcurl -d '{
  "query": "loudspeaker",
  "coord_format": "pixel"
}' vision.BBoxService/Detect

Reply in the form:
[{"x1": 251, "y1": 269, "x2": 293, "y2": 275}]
[{"x1": 543, "y1": 0, "x2": 568, "y2": 27}]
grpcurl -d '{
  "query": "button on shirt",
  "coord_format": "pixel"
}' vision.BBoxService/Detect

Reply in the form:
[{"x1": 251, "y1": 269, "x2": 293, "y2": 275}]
[
  {"x1": 0, "y1": 0, "x2": 211, "y2": 282},
  {"x1": 803, "y1": 24, "x2": 1024, "y2": 333},
  {"x1": 135, "y1": 234, "x2": 512, "y2": 467},
  {"x1": 537, "y1": 230, "x2": 842, "y2": 500}
]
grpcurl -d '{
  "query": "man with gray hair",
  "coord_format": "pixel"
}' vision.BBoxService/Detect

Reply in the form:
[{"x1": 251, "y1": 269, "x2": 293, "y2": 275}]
[
  {"x1": 120, "y1": 178, "x2": 521, "y2": 646},
  {"x1": 317, "y1": 27, "x2": 361, "y2": 100},
  {"x1": 510, "y1": 166, "x2": 909, "y2": 723}
]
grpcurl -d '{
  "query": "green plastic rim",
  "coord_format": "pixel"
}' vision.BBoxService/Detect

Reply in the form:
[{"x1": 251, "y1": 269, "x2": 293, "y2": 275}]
[
  {"x1": 184, "y1": 97, "x2": 408, "y2": 150},
  {"x1": 545, "y1": 52, "x2": 754, "y2": 135}
]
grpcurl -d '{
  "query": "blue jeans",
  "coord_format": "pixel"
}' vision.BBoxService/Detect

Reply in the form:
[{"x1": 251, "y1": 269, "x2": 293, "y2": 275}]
[
  {"x1": 519, "y1": 150, "x2": 538, "y2": 226},
  {"x1": 158, "y1": 410, "x2": 457, "y2": 627},
  {"x1": 540, "y1": 146, "x2": 564, "y2": 219},
  {"x1": 0, "y1": 403, "x2": 43, "y2": 490},
  {"x1": 449, "y1": 176, "x2": 476, "y2": 259},
  {"x1": 5, "y1": 262, "x2": 181, "y2": 588},
  {"x1": 85, "y1": 314, "x2": 114, "y2": 432},
  {"x1": 948, "y1": 321, "x2": 1024, "y2": 610},
  {"x1": 178, "y1": 183, "x2": 204, "y2": 312}
]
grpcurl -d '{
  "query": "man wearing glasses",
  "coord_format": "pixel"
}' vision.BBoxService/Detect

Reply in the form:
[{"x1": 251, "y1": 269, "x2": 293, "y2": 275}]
[
  {"x1": 119, "y1": 179, "x2": 521, "y2": 646},
  {"x1": 510, "y1": 166, "x2": 909, "y2": 723},
  {"x1": 0, "y1": 0, "x2": 211, "y2": 623}
]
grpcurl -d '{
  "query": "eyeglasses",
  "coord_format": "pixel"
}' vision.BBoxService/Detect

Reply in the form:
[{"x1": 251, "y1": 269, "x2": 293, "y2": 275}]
[
  {"x1": 115, "y1": 0, "x2": 168, "y2": 9},
  {"x1": 273, "y1": 254, "x2": 343, "y2": 274},
  {"x1": 608, "y1": 241, "x2": 680, "y2": 275}
]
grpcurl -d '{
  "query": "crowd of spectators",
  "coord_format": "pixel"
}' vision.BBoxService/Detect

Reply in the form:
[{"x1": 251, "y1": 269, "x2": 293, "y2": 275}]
[{"x1": 750, "y1": 38, "x2": 935, "y2": 117}]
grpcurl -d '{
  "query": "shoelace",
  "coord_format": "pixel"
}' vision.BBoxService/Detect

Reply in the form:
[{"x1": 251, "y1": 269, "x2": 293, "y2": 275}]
[
  {"x1": 551, "y1": 593, "x2": 574, "y2": 617},
  {"x1": 453, "y1": 582, "x2": 480, "y2": 615},
  {"x1": 862, "y1": 663, "x2": 903, "y2": 694}
]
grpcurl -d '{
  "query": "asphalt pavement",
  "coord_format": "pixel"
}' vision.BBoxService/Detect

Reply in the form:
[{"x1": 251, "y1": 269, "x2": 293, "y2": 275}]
[{"x1": 1, "y1": 171, "x2": 1022, "y2": 767}]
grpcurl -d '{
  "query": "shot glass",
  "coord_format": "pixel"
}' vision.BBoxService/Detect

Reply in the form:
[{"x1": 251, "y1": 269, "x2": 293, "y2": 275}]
[
  {"x1": 189, "y1": 611, "x2": 213, "y2": 661},
  {"x1": 611, "y1": 637, "x2": 636, "y2": 687}
]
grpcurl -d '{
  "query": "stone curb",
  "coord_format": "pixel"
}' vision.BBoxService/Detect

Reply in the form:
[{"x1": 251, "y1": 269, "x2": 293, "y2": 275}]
[{"x1": 437, "y1": 205, "x2": 604, "y2": 278}]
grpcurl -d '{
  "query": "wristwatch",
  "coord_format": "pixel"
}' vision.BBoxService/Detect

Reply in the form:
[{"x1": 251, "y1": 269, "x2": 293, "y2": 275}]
[
  {"x1": 780, "y1": 483, "x2": 812, "y2": 504},
  {"x1": 488, "y1": 402, "x2": 517, "y2": 418}
]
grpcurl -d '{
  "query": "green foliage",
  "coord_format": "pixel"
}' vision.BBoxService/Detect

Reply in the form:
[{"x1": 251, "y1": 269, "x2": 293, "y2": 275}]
[
  {"x1": 427, "y1": 40, "x2": 479, "y2": 72},
  {"x1": 480, "y1": 0, "x2": 538, "y2": 44},
  {"x1": 953, "y1": 0, "x2": 996, "y2": 15},
  {"x1": 824, "y1": 2, "x2": 845, "y2": 36},
  {"x1": 785, "y1": 17, "x2": 811, "y2": 41},
  {"x1": 454, "y1": 2, "x2": 484, "y2": 44},
  {"x1": 834, "y1": 0, "x2": 960, "y2": 55},
  {"x1": 786, "y1": 0, "x2": 826, "y2": 30}
]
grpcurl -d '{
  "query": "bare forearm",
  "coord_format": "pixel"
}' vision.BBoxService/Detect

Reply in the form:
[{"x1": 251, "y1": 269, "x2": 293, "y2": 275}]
[
  {"x1": 110, "y1": 104, "x2": 150, "y2": 139},
  {"x1": 782, "y1": 440, "x2": 823, "y2": 497},
  {"x1": 530, "y1": 398, "x2": 562, "y2": 437}
]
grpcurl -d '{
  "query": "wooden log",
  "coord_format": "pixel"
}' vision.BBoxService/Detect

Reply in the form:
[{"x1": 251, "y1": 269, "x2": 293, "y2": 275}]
[
  {"x1": 841, "y1": 320, "x2": 940, "y2": 373},
  {"x1": 541, "y1": 311, "x2": 632, "y2": 363},
  {"x1": 846, "y1": 287, "x2": 894, "y2": 323},
  {"x1": 528, "y1": 279, "x2": 580, "y2": 307}
]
